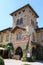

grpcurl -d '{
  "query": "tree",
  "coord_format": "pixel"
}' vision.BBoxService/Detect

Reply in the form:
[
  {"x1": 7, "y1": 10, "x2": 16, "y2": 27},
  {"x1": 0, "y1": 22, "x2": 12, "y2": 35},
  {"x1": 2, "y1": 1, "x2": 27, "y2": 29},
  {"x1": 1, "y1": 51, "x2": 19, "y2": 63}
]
[
  {"x1": 7, "y1": 42, "x2": 14, "y2": 58},
  {"x1": 36, "y1": 44, "x2": 43, "y2": 60}
]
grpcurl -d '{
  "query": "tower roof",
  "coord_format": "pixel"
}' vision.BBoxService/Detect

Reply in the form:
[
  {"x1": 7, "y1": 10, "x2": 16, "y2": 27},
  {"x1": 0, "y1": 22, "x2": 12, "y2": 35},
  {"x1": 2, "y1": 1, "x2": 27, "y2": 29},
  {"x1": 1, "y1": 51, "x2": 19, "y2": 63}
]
[{"x1": 10, "y1": 4, "x2": 39, "y2": 18}]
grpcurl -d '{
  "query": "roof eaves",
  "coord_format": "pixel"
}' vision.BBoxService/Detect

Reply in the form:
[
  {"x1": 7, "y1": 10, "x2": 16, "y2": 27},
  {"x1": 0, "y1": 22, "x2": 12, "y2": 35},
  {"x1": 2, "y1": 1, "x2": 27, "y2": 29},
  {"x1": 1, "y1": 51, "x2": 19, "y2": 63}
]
[
  {"x1": 0, "y1": 27, "x2": 12, "y2": 32},
  {"x1": 10, "y1": 4, "x2": 39, "y2": 18}
]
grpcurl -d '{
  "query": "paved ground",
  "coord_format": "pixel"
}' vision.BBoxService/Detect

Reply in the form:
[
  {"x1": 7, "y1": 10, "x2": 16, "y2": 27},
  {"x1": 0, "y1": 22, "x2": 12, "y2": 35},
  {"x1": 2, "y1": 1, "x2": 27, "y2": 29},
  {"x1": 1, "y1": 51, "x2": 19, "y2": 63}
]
[{"x1": 4, "y1": 59, "x2": 43, "y2": 65}]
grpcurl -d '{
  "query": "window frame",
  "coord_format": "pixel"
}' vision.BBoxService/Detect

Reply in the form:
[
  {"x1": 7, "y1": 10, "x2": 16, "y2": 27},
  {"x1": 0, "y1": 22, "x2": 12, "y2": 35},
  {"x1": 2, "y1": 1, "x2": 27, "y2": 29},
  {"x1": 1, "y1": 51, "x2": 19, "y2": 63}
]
[
  {"x1": 6, "y1": 34, "x2": 9, "y2": 42},
  {"x1": 0, "y1": 36, "x2": 3, "y2": 42},
  {"x1": 17, "y1": 32, "x2": 21, "y2": 40},
  {"x1": 31, "y1": 20, "x2": 34, "y2": 26},
  {"x1": 41, "y1": 34, "x2": 43, "y2": 41},
  {"x1": 16, "y1": 18, "x2": 23, "y2": 25}
]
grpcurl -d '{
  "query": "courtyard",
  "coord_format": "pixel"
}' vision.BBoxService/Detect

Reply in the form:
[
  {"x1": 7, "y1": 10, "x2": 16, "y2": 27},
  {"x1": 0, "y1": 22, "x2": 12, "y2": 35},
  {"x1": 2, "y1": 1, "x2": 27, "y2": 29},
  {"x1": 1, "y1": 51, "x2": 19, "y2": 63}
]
[{"x1": 4, "y1": 59, "x2": 43, "y2": 65}]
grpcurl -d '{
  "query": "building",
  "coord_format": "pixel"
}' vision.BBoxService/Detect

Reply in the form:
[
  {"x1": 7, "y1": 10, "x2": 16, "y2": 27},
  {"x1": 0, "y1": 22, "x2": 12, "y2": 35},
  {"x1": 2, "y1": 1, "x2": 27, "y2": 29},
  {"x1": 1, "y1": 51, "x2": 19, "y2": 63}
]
[{"x1": 0, "y1": 4, "x2": 43, "y2": 59}]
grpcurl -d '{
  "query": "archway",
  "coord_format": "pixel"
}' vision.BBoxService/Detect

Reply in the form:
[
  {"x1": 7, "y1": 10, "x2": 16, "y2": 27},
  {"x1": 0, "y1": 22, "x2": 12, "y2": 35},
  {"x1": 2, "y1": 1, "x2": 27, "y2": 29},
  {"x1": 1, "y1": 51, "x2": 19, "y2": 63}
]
[{"x1": 15, "y1": 47, "x2": 23, "y2": 59}]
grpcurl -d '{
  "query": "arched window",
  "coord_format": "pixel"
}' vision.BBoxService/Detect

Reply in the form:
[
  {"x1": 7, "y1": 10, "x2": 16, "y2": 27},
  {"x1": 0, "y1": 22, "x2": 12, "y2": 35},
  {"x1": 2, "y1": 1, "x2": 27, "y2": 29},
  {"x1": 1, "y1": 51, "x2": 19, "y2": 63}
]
[
  {"x1": 16, "y1": 18, "x2": 23, "y2": 25},
  {"x1": 17, "y1": 32, "x2": 21, "y2": 40}
]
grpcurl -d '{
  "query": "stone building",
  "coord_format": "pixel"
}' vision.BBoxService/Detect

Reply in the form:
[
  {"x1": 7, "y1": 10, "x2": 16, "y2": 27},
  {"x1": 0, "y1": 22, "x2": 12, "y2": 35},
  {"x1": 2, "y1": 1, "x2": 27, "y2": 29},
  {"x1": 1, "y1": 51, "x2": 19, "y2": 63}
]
[{"x1": 0, "y1": 4, "x2": 43, "y2": 59}]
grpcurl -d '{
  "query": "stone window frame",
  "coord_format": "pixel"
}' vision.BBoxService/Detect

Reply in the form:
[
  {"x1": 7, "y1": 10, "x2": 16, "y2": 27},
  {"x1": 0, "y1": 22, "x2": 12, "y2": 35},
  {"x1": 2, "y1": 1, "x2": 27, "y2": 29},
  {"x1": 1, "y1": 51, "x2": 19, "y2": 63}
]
[
  {"x1": 6, "y1": 34, "x2": 9, "y2": 42},
  {"x1": 0, "y1": 36, "x2": 3, "y2": 42},
  {"x1": 17, "y1": 32, "x2": 21, "y2": 40},
  {"x1": 16, "y1": 29, "x2": 22, "y2": 40},
  {"x1": 31, "y1": 19, "x2": 34, "y2": 26},
  {"x1": 16, "y1": 18, "x2": 23, "y2": 25},
  {"x1": 41, "y1": 34, "x2": 43, "y2": 41}
]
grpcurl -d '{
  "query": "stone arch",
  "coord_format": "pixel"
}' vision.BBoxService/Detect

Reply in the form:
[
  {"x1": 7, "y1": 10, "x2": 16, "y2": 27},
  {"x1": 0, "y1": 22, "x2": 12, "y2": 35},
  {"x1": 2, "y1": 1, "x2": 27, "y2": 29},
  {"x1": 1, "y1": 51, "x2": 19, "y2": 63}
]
[{"x1": 15, "y1": 47, "x2": 23, "y2": 58}]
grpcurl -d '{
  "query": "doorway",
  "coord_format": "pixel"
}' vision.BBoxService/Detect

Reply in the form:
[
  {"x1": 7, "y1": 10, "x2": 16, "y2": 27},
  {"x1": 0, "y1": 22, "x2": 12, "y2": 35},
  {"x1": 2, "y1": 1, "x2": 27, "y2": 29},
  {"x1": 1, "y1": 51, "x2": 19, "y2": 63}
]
[{"x1": 15, "y1": 47, "x2": 23, "y2": 59}]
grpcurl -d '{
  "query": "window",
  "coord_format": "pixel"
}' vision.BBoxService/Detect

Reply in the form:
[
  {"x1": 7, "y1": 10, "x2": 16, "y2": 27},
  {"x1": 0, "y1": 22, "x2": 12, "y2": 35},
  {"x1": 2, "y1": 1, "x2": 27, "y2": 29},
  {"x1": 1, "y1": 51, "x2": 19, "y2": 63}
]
[
  {"x1": 17, "y1": 32, "x2": 21, "y2": 40},
  {"x1": 23, "y1": 9, "x2": 25, "y2": 12},
  {"x1": 18, "y1": 12, "x2": 21, "y2": 14},
  {"x1": 41, "y1": 34, "x2": 43, "y2": 41},
  {"x1": 0, "y1": 36, "x2": 3, "y2": 42},
  {"x1": 15, "y1": 13, "x2": 17, "y2": 16},
  {"x1": 17, "y1": 19, "x2": 19, "y2": 25},
  {"x1": 31, "y1": 20, "x2": 34, "y2": 26},
  {"x1": 16, "y1": 18, "x2": 23, "y2": 25},
  {"x1": 20, "y1": 18, "x2": 23, "y2": 24},
  {"x1": 6, "y1": 34, "x2": 9, "y2": 42}
]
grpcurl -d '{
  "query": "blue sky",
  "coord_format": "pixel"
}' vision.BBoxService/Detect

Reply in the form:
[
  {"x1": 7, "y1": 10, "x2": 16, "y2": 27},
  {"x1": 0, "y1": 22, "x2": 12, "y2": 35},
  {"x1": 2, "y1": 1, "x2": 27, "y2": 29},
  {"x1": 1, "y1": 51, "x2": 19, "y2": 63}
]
[{"x1": 0, "y1": 0, "x2": 43, "y2": 30}]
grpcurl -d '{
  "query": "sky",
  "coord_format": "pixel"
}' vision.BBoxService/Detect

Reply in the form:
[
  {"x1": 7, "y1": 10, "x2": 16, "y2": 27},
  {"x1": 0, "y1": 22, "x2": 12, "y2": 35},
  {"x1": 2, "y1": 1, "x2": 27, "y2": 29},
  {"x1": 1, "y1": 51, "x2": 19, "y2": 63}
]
[{"x1": 0, "y1": 0, "x2": 43, "y2": 30}]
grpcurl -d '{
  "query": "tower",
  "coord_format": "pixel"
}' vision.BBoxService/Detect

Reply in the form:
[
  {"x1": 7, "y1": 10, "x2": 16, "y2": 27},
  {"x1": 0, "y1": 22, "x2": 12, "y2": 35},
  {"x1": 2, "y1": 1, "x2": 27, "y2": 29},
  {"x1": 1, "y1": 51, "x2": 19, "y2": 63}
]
[{"x1": 10, "y1": 4, "x2": 39, "y2": 30}]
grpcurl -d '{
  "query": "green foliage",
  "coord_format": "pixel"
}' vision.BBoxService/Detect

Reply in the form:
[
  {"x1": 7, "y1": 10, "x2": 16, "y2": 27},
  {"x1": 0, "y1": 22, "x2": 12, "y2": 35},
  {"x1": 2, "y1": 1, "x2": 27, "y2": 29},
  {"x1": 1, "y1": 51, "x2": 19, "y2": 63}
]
[
  {"x1": 36, "y1": 44, "x2": 43, "y2": 60},
  {"x1": 2, "y1": 45, "x2": 6, "y2": 48},
  {"x1": 24, "y1": 64, "x2": 30, "y2": 65},
  {"x1": 26, "y1": 56, "x2": 36, "y2": 62},
  {"x1": 0, "y1": 42, "x2": 14, "y2": 59},
  {"x1": 31, "y1": 56, "x2": 36, "y2": 62},
  {"x1": 7, "y1": 43, "x2": 14, "y2": 51},
  {"x1": 25, "y1": 43, "x2": 29, "y2": 51},
  {"x1": 7, "y1": 43, "x2": 14, "y2": 58},
  {"x1": 22, "y1": 43, "x2": 29, "y2": 62},
  {"x1": 23, "y1": 43, "x2": 29, "y2": 57},
  {"x1": 0, "y1": 44, "x2": 2, "y2": 47},
  {"x1": 21, "y1": 56, "x2": 27, "y2": 61},
  {"x1": 0, "y1": 56, "x2": 5, "y2": 65}
]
